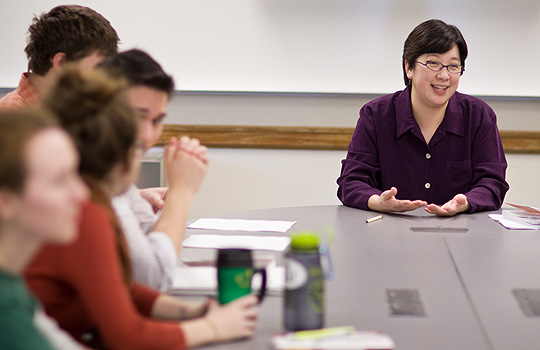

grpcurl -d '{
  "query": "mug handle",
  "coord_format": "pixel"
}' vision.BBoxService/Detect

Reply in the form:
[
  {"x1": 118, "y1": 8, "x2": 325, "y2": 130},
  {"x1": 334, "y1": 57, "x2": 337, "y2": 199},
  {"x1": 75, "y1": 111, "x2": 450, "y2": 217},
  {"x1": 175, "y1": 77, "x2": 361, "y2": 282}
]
[{"x1": 253, "y1": 268, "x2": 267, "y2": 303}]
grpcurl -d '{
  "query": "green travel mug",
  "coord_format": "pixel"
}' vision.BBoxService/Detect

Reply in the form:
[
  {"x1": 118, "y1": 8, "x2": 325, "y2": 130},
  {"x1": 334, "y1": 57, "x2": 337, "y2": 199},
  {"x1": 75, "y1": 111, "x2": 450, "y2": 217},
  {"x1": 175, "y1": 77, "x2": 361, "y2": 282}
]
[{"x1": 217, "y1": 248, "x2": 267, "y2": 304}]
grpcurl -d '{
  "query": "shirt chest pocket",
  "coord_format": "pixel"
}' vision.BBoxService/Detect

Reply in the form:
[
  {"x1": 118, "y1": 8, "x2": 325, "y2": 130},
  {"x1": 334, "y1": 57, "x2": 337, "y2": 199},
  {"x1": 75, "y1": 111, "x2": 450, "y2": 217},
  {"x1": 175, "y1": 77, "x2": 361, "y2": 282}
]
[{"x1": 446, "y1": 160, "x2": 472, "y2": 185}]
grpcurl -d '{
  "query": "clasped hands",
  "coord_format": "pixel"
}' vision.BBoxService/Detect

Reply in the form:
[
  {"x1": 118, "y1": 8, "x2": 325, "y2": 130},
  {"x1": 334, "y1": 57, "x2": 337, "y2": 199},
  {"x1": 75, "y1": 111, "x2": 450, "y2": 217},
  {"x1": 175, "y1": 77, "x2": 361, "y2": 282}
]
[
  {"x1": 368, "y1": 187, "x2": 469, "y2": 217},
  {"x1": 140, "y1": 136, "x2": 208, "y2": 212}
]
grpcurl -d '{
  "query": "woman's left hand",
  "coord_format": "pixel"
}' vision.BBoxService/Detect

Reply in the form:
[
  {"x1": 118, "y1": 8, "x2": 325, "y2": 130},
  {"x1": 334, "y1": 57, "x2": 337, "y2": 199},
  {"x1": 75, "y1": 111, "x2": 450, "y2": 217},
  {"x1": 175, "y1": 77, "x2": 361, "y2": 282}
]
[{"x1": 424, "y1": 194, "x2": 469, "y2": 217}]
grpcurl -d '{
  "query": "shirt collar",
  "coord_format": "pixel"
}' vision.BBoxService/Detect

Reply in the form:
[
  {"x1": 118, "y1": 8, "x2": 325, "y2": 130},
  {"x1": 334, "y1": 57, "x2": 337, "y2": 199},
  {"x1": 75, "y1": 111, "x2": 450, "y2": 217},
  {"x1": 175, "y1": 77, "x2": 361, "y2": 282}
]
[
  {"x1": 395, "y1": 87, "x2": 416, "y2": 138},
  {"x1": 442, "y1": 92, "x2": 465, "y2": 137},
  {"x1": 17, "y1": 73, "x2": 41, "y2": 106},
  {"x1": 395, "y1": 87, "x2": 465, "y2": 139}
]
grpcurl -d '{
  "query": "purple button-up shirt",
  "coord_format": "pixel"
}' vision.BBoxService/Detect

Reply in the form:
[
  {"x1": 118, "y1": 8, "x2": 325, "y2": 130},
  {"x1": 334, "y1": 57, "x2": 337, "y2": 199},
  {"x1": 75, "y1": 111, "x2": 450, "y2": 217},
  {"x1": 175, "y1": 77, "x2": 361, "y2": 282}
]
[{"x1": 337, "y1": 87, "x2": 509, "y2": 213}]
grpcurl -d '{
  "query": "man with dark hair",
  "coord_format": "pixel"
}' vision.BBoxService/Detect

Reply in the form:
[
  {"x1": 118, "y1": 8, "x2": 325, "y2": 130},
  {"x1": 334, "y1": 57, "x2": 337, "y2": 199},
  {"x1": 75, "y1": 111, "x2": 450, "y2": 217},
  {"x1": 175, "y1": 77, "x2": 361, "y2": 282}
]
[
  {"x1": 99, "y1": 49, "x2": 209, "y2": 291},
  {"x1": 0, "y1": 5, "x2": 119, "y2": 110},
  {"x1": 99, "y1": 49, "x2": 174, "y2": 156}
]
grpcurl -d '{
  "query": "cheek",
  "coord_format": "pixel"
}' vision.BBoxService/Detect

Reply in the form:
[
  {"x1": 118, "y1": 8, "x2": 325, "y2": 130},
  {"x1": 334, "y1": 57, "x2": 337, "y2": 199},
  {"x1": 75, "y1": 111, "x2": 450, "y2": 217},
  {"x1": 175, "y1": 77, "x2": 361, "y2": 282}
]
[
  {"x1": 19, "y1": 190, "x2": 79, "y2": 244},
  {"x1": 152, "y1": 125, "x2": 163, "y2": 143}
]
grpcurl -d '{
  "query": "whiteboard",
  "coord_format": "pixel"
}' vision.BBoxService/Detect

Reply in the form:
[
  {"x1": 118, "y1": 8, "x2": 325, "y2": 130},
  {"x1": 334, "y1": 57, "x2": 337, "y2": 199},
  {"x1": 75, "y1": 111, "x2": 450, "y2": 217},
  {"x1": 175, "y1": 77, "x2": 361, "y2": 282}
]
[{"x1": 1, "y1": 0, "x2": 539, "y2": 96}]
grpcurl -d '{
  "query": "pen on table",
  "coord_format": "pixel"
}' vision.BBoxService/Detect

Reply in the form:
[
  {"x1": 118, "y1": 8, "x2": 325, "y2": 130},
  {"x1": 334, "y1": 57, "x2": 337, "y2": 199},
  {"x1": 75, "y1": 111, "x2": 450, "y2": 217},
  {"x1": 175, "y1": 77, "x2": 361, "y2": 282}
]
[{"x1": 366, "y1": 215, "x2": 383, "y2": 223}]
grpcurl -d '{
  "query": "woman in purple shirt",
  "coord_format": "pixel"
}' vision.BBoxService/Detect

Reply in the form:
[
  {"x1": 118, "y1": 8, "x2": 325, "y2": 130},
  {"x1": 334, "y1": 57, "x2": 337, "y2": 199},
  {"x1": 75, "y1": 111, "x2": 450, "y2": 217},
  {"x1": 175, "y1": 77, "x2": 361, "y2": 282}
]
[{"x1": 337, "y1": 19, "x2": 509, "y2": 216}]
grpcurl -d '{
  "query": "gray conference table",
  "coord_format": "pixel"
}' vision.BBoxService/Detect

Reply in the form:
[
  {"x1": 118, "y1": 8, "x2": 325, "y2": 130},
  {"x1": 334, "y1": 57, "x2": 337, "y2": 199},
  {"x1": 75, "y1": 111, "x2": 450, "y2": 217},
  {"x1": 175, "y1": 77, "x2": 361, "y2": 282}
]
[{"x1": 180, "y1": 205, "x2": 540, "y2": 350}]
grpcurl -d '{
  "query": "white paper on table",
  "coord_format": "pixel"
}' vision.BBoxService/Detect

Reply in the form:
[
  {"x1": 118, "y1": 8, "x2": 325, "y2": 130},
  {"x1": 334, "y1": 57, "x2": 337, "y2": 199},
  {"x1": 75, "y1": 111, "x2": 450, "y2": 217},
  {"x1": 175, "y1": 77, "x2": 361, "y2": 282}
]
[
  {"x1": 188, "y1": 218, "x2": 296, "y2": 233},
  {"x1": 171, "y1": 265, "x2": 215, "y2": 292},
  {"x1": 171, "y1": 260, "x2": 284, "y2": 292},
  {"x1": 183, "y1": 234, "x2": 291, "y2": 251},
  {"x1": 489, "y1": 214, "x2": 540, "y2": 230}
]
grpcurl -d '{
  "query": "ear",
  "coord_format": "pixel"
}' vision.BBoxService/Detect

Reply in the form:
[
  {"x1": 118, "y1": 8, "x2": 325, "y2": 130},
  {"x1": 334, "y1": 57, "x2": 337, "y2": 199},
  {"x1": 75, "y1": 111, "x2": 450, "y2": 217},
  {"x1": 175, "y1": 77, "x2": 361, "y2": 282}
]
[
  {"x1": 404, "y1": 60, "x2": 414, "y2": 80},
  {"x1": 0, "y1": 190, "x2": 19, "y2": 222},
  {"x1": 51, "y1": 52, "x2": 67, "y2": 72}
]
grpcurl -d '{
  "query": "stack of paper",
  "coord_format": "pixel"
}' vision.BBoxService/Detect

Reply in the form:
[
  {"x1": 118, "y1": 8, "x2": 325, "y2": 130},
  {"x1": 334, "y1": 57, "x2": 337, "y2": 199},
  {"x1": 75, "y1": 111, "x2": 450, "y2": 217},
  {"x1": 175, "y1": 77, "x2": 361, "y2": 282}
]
[
  {"x1": 188, "y1": 218, "x2": 296, "y2": 233},
  {"x1": 503, "y1": 204, "x2": 540, "y2": 226},
  {"x1": 183, "y1": 234, "x2": 291, "y2": 251},
  {"x1": 490, "y1": 204, "x2": 540, "y2": 230}
]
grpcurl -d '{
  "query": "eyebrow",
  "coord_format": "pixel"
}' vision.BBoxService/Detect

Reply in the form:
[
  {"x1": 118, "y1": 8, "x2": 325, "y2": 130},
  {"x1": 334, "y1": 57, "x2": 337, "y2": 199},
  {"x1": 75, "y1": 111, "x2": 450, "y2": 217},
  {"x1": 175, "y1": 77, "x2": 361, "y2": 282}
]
[
  {"x1": 426, "y1": 53, "x2": 460, "y2": 62},
  {"x1": 136, "y1": 108, "x2": 167, "y2": 120}
]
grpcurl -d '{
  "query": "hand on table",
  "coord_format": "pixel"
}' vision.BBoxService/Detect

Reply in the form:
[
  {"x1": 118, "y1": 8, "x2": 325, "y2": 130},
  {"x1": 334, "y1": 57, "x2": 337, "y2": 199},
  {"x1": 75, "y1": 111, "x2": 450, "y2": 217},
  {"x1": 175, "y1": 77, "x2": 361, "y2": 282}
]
[
  {"x1": 204, "y1": 295, "x2": 258, "y2": 342},
  {"x1": 425, "y1": 194, "x2": 469, "y2": 217},
  {"x1": 368, "y1": 187, "x2": 427, "y2": 213}
]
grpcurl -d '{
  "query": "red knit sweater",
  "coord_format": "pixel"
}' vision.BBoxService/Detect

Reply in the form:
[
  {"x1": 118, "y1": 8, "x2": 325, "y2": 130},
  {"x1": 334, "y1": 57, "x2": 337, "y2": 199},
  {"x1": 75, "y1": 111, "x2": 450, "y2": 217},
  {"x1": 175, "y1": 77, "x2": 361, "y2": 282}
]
[{"x1": 25, "y1": 200, "x2": 186, "y2": 350}]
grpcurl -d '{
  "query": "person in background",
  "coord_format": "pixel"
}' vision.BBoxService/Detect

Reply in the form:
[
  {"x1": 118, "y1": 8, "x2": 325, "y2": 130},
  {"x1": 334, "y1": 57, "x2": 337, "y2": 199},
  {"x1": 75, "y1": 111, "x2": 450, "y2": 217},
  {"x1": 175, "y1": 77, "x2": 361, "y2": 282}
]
[
  {"x1": 0, "y1": 4, "x2": 169, "y2": 218},
  {"x1": 26, "y1": 67, "x2": 258, "y2": 350},
  {"x1": 337, "y1": 19, "x2": 509, "y2": 216},
  {"x1": 0, "y1": 110, "x2": 88, "y2": 349},
  {"x1": 97, "y1": 49, "x2": 207, "y2": 291},
  {"x1": 0, "y1": 4, "x2": 119, "y2": 111}
]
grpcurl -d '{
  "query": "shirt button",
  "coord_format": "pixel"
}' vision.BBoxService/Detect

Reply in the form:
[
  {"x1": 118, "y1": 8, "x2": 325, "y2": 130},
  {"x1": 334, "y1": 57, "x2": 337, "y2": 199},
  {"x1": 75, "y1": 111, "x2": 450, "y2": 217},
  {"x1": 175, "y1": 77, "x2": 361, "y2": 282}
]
[
  {"x1": 425, "y1": 182, "x2": 431, "y2": 189},
  {"x1": 426, "y1": 153, "x2": 431, "y2": 159}
]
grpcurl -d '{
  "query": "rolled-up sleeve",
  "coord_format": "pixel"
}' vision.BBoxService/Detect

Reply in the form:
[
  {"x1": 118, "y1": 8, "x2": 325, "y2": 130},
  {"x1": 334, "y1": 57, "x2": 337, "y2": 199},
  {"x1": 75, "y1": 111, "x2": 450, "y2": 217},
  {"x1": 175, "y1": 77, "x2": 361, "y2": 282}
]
[{"x1": 113, "y1": 190, "x2": 177, "y2": 292}]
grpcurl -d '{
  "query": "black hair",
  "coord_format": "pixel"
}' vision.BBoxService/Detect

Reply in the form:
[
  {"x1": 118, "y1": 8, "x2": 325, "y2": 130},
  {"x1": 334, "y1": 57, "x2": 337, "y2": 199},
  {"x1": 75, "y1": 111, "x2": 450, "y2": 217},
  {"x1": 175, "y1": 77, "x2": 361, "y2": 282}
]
[
  {"x1": 97, "y1": 49, "x2": 175, "y2": 97},
  {"x1": 402, "y1": 19, "x2": 468, "y2": 86}
]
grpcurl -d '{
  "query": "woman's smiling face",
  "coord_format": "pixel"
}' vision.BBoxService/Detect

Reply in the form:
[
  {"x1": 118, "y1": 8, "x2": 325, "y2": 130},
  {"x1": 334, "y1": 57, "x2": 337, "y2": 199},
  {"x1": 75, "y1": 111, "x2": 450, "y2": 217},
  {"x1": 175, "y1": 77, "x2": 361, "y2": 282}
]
[
  {"x1": 15, "y1": 128, "x2": 88, "y2": 244},
  {"x1": 406, "y1": 45, "x2": 461, "y2": 110}
]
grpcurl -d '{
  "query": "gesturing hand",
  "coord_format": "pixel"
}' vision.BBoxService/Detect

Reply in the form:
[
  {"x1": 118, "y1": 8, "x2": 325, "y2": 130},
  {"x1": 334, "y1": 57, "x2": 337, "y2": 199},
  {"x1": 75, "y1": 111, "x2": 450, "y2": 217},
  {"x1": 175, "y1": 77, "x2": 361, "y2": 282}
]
[
  {"x1": 368, "y1": 187, "x2": 427, "y2": 213},
  {"x1": 424, "y1": 194, "x2": 469, "y2": 216}
]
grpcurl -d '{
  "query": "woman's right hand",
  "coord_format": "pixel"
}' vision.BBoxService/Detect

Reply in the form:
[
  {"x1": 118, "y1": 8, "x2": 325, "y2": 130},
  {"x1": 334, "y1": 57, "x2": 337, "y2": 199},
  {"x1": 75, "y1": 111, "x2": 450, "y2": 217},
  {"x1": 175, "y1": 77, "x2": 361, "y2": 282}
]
[
  {"x1": 368, "y1": 187, "x2": 427, "y2": 213},
  {"x1": 164, "y1": 136, "x2": 208, "y2": 196},
  {"x1": 204, "y1": 295, "x2": 259, "y2": 342}
]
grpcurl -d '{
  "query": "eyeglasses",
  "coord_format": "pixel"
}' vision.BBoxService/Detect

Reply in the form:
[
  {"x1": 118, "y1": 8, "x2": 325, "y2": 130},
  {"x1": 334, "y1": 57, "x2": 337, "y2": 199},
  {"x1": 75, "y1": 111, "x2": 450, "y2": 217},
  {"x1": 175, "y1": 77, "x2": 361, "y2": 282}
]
[{"x1": 415, "y1": 60, "x2": 464, "y2": 74}]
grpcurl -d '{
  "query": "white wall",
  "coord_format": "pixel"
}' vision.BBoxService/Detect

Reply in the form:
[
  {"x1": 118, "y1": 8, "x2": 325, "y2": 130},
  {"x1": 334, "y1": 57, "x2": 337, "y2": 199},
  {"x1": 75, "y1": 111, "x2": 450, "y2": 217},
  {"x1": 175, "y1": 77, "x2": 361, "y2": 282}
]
[
  {"x1": 188, "y1": 148, "x2": 344, "y2": 219},
  {"x1": 1, "y1": 0, "x2": 540, "y2": 96}
]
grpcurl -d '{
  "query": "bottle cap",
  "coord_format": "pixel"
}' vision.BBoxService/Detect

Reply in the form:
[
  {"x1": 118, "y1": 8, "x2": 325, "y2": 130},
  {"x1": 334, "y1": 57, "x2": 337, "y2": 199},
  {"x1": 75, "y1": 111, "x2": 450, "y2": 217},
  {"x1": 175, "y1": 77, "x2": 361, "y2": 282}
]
[{"x1": 290, "y1": 231, "x2": 320, "y2": 250}]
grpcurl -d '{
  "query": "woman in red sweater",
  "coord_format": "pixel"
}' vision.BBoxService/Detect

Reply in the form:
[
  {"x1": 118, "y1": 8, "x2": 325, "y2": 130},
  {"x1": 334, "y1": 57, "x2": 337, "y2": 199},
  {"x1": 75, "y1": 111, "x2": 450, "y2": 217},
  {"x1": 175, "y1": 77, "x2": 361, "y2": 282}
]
[{"x1": 25, "y1": 67, "x2": 258, "y2": 350}]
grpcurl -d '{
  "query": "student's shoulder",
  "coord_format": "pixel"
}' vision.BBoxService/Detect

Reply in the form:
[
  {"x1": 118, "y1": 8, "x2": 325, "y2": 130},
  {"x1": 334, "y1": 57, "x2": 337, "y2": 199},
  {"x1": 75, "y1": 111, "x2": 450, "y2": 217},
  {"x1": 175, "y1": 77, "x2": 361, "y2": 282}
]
[
  {"x1": 82, "y1": 200, "x2": 109, "y2": 218},
  {"x1": 0, "y1": 91, "x2": 26, "y2": 111},
  {"x1": 80, "y1": 200, "x2": 115, "y2": 237}
]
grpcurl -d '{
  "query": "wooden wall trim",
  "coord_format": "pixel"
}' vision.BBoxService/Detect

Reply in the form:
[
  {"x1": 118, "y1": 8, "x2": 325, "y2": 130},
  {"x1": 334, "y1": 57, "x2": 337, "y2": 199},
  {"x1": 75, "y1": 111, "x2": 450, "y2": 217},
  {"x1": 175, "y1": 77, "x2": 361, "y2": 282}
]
[
  {"x1": 158, "y1": 125, "x2": 540, "y2": 154},
  {"x1": 499, "y1": 130, "x2": 540, "y2": 154}
]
